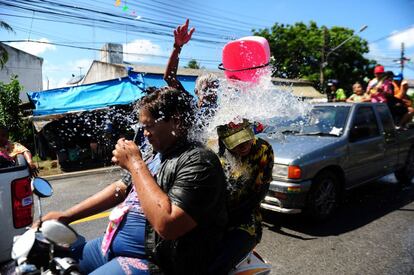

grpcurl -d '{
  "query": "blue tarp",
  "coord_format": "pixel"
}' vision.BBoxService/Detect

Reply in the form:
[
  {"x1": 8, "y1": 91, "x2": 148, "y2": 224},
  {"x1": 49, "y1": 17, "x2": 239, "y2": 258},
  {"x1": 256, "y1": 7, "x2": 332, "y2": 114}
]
[
  {"x1": 28, "y1": 72, "x2": 197, "y2": 116},
  {"x1": 143, "y1": 74, "x2": 197, "y2": 97}
]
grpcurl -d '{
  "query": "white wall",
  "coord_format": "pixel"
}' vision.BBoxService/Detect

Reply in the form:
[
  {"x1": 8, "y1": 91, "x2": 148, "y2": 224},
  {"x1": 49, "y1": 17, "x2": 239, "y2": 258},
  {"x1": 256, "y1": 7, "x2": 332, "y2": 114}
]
[{"x1": 0, "y1": 43, "x2": 43, "y2": 102}]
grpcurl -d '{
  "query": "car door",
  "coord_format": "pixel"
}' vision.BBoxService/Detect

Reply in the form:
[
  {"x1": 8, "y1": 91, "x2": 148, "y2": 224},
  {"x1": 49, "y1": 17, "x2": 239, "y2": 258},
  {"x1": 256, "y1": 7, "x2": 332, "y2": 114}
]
[
  {"x1": 346, "y1": 106, "x2": 385, "y2": 187},
  {"x1": 375, "y1": 105, "x2": 399, "y2": 173}
]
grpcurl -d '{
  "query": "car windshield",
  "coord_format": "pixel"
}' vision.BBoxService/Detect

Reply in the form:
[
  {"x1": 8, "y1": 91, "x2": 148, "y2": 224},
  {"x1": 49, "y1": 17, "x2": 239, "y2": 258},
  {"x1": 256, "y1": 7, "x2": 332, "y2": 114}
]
[{"x1": 264, "y1": 105, "x2": 350, "y2": 137}]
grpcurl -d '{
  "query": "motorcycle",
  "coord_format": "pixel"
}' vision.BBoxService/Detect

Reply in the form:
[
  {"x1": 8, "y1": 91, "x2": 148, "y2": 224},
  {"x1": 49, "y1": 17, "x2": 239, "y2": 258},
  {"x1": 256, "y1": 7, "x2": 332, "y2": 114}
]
[
  {"x1": 11, "y1": 177, "x2": 80, "y2": 275},
  {"x1": 9, "y1": 177, "x2": 270, "y2": 275},
  {"x1": 230, "y1": 250, "x2": 271, "y2": 275}
]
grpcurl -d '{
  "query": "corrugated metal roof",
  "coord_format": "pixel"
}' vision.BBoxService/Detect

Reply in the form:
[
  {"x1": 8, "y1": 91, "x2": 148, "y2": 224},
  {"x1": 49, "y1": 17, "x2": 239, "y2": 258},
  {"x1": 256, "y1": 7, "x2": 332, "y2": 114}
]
[{"x1": 272, "y1": 78, "x2": 324, "y2": 98}]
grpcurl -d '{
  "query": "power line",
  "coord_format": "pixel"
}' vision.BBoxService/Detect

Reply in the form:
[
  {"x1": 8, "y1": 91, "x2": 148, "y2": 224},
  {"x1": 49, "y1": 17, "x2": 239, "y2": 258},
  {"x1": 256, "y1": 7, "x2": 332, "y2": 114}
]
[
  {"x1": 0, "y1": 39, "x2": 221, "y2": 63},
  {"x1": 369, "y1": 24, "x2": 414, "y2": 43},
  {"x1": 0, "y1": 0, "x2": 242, "y2": 44}
]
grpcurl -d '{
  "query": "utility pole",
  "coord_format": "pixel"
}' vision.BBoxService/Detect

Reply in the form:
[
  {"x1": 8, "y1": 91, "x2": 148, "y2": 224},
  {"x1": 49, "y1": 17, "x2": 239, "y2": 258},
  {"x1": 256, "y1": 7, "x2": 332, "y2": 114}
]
[
  {"x1": 320, "y1": 25, "x2": 368, "y2": 91},
  {"x1": 399, "y1": 42, "x2": 411, "y2": 74},
  {"x1": 320, "y1": 27, "x2": 327, "y2": 90},
  {"x1": 401, "y1": 42, "x2": 405, "y2": 74}
]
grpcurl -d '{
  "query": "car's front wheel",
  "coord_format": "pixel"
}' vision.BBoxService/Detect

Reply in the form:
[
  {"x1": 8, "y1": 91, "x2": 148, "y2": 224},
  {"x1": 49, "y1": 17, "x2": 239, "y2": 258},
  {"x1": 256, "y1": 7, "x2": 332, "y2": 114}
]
[
  {"x1": 395, "y1": 148, "x2": 414, "y2": 186},
  {"x1": 305, "y1": 170, "x2": 339, "y2": 221}
]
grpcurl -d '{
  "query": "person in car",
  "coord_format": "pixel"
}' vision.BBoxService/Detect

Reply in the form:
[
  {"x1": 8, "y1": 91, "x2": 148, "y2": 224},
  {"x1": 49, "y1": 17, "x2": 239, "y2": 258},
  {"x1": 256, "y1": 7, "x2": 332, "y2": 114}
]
[
  {"x1": 392, "y1": 73, "x2": 414, "y2": 126},
  {"x1": 367, "y1": 65, "x2": 393, "y2": 103},
  {"x1": 209, "y1": 118, "x2": 274, "y2": 274},
  {"x1": 346, "y1": 82, "x2": 370, "y2": 103},
  {"x1": 327, "y1": 79, "x2": 347, "y2": 102},
  {"x1": 0, "y1": 125, "x2": 37, "y2": 175},
  {"x1": 40, "y1": 87, "x2": 228, "y2": 274}
]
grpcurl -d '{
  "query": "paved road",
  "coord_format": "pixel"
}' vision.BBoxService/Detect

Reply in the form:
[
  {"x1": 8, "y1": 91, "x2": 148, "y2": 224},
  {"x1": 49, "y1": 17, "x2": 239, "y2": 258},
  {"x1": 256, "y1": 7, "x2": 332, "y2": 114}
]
[
  {"x1": 41, "y1": 172, "x2": 414, "y2": 275},
  {"x1": 39, "y1": 169, "x2": 122, "y2": 240}
]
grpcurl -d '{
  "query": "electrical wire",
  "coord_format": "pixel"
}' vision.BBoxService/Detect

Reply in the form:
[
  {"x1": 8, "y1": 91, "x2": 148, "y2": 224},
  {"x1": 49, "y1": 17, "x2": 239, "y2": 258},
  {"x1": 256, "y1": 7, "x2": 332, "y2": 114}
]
[
  {"x1": 369, "y1": 25, "x2": 414, "y2": 43},
  {"x1": 0, "y1": 39, "x2": 221, "y2": 63},
  {"x1": 0, "y1": 0, "x2": 240, "y2": 43}
]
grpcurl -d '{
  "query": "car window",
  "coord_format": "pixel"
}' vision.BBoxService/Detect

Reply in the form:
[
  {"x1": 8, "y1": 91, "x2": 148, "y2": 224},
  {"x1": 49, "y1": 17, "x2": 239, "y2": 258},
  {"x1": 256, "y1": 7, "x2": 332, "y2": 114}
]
[
  {"x1": 350, "y1": 106, "x2": 379, "y2": 141},
  {"x1": 375, "y1": 105, "x2": 395, "y2": 134},
  {"x1": 263, "y1": 106, "x2": 350, "y2": 137}
]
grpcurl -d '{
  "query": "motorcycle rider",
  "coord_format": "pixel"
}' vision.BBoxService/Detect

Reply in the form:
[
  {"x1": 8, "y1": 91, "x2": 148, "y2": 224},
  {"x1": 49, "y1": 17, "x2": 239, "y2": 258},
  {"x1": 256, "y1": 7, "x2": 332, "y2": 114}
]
[
  {"x1": 210, "y1": 119, "x2": 274, "y2": 274},
  {"x1": 39, "y1": 87, "x2": 228, "y2": 274}
]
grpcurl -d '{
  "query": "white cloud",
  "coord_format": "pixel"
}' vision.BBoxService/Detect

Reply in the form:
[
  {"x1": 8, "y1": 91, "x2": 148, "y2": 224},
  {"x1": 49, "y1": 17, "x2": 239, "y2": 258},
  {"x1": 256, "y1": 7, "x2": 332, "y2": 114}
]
[
  {"x1": 9, "y1": 38, "x2": 56, "y2": 56},
  {"x1": 387, "y1": 26, "x2": 414, "y2": 50},
  {"x1": 44, "y1": 59, "x2": 93, "y2": 89},
  {"x1": 68, "y1": 58, "x2": 93, "y2": 75},
  {"x1": 123, "y1": 39, "x2": 162, "y2": 62},
  {"x1": 367, "y1": 43, "x2": 383, "y2": 57},
  {"x1": 43, "y1": 77, "x2": 68, "y2": 90}
]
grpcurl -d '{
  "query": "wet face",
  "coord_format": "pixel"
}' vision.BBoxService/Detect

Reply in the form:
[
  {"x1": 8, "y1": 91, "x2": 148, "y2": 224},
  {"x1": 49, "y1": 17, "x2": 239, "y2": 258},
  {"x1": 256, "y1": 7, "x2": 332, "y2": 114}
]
[
  {"x1": 353, "y1": 83, "x2": 363, "y2": 95},
  {"x1": 139, "y1": 108, "x2": 180, "y2": 153},
  {"x1": 229, "y1": 139, "x2": 253, "y2": 157},
  {"x1": 0, "y1": 129, "x2": 9, "y2": 146}
]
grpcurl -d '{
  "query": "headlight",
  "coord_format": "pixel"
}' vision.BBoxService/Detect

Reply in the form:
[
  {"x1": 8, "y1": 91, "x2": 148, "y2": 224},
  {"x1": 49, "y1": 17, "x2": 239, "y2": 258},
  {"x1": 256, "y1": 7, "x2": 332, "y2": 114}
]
[
  {"x1": 272, "y1": 164, "x2": 302, "y2": 179},
  {"x1": 273, "y1": 164, "x2": 288, "y2": 178}
]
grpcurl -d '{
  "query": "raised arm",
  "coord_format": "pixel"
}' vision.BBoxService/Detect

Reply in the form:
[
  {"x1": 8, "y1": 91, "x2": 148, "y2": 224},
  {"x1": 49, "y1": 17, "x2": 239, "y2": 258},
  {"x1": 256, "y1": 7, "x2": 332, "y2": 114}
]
[{"x1": 163, "y1": 19, "x2": 195, "y2": 91}]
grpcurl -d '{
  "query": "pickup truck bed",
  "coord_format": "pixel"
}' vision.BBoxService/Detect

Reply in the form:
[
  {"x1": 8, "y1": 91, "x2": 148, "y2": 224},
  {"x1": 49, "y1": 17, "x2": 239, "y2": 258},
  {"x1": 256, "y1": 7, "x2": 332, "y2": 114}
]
[{"x1": 0, "y1": 155, "x2": 33, "y2": 263}]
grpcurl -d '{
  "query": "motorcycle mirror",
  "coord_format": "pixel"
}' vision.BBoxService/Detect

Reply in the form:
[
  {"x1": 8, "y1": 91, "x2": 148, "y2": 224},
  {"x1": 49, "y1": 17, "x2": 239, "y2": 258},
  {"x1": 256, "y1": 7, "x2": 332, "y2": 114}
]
[
  {"x1": 31, "y1": 177, "x2": 53, "y2": 198},
  {"x1": 41, "y1": 220, "x2": 78, "y2": 248},
  {"x1": 11, "y1": 228, "x2": 36, "y2": 261}
]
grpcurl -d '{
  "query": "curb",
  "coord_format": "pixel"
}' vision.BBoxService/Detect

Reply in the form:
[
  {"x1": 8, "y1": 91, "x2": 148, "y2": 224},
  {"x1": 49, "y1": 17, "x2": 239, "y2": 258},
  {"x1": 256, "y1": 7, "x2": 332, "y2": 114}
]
[{"x1": 42, "y1": 166, "x2": 122, "y2": 181}]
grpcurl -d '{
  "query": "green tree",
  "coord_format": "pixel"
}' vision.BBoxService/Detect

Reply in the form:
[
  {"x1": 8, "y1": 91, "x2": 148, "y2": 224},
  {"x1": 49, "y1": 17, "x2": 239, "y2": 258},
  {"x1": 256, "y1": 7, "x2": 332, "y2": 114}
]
[
  {"x1": 0, "y1": 76, "x2": 34, "y2": 149},
  {"x1": 253, "y1": 21, "x2": 376, "y2": 93},
  {"x1": 0, "y1": 20, "x2": 14, "y2": 69},
  {"x1": 185, "y1": 59, "x2": 200, "y2": 69}
]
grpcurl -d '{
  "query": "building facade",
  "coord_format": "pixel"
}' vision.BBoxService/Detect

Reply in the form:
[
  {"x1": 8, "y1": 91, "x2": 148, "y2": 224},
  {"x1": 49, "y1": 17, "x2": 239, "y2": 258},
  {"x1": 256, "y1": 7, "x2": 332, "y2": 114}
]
[{"x1": 0, "y1": 42, "x2": 43, "y2": 102}]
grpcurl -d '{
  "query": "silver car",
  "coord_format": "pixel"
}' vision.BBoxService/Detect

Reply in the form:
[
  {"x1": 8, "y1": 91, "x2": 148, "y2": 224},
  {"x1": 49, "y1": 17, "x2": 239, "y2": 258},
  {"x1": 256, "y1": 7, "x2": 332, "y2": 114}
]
[{"x1": 260, "y1": 103, "x2": 414, "y2": 220}]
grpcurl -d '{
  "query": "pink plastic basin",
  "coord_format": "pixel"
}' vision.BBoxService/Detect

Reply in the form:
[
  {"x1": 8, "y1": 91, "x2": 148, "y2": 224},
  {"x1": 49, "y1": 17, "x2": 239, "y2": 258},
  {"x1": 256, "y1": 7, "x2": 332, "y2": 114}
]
[{"x1": 221, "y1": 36, "x2": 270, "y2": 82}]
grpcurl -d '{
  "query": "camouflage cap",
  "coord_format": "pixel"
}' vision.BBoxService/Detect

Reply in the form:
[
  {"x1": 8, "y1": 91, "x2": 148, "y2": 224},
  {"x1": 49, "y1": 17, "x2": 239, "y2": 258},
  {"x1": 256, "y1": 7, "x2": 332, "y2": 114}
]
[{"x1": 217, "y1": 119, "x2": 254, "y2": 150}]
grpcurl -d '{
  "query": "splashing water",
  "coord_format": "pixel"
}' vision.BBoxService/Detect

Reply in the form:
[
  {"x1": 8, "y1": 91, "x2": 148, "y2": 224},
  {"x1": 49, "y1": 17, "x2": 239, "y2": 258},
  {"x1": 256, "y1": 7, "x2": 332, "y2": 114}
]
[{"x1": 192, "y1": 68, "x2": 312, "y2": 144}]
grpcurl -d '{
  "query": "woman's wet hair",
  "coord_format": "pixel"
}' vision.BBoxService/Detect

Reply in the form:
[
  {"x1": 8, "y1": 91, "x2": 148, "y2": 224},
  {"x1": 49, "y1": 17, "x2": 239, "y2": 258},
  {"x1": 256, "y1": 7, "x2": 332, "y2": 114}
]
[{"x1": 138, "y1": 87, "x2": 196, "y2": 130}]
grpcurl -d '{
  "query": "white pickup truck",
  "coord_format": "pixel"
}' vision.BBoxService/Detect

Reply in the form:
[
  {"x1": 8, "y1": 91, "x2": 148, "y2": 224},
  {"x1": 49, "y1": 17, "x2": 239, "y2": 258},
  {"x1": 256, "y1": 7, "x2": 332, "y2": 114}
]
[{"x1": 0, "y1": 155, "x2": 33, "y2": 263}]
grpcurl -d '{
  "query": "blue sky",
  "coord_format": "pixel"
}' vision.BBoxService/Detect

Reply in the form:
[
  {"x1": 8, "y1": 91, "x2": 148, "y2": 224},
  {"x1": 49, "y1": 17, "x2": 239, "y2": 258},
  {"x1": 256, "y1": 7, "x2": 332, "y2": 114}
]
[{"x1": 1, "y1": 0, "x2": 414, "y2": 89}]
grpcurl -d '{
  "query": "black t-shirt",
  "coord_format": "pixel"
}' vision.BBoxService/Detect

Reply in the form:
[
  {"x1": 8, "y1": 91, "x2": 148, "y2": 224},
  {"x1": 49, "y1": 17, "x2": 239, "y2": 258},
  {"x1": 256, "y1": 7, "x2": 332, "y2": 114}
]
[{"x1": 122, "y1": 141, "x2": 228, "y2": 274}]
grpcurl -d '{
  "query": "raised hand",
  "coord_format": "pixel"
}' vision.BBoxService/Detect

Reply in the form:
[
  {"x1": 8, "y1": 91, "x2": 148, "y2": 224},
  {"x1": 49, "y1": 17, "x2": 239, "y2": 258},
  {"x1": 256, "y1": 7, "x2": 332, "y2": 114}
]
[{"x1": 174, "y1": 19, "x2": 195, "y2": 48}]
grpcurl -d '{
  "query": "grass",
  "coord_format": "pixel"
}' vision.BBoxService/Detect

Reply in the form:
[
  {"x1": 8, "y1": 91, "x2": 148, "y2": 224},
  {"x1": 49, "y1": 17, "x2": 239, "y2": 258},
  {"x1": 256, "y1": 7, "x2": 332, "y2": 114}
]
[{"x1": 32, "y1": 156, "x2": 62, "y2": 177}]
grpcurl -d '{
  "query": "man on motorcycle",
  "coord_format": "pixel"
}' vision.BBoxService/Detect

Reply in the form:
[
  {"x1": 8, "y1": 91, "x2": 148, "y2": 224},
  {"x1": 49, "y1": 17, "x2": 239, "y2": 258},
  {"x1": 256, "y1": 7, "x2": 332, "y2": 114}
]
[{"x1": 40, "y1": 87, "x2": 228, "y2": 274}]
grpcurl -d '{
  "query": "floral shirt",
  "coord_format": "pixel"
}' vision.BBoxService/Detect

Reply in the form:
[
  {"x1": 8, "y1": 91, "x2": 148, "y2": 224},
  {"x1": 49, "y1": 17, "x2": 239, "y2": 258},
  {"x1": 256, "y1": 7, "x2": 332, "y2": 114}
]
[
  {"x1": 220, "y1": 137, "x2": 274, "y2": 242},
  {"x1": 0, "y1": 142, "x2": 29, "y2": 162},
  {"x1": 367, "y1": 78, "x2": 393, "y2": 103}
]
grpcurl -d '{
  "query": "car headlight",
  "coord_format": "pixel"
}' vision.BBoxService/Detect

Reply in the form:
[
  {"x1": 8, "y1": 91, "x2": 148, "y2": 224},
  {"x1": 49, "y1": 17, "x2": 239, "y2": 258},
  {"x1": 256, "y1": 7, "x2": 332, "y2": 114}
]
[
  {"x1": 273, "y1": 164, "x2": 302, "y2": 179},
  {"x1": 273, "y1": 164, "x2": 288, "y2": 178}
]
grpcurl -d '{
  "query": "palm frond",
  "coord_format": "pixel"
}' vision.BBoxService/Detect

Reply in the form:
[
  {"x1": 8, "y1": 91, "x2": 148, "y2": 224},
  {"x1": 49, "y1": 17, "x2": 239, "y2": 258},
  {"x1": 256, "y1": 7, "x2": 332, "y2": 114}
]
[
  {"x1": 0, "y1": 21, "x2": 14, "y2": 33},
  {"x1": 0, "y1": 46, "x2": 9, "y2": 69}
]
